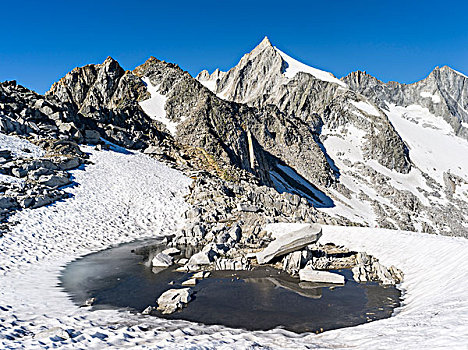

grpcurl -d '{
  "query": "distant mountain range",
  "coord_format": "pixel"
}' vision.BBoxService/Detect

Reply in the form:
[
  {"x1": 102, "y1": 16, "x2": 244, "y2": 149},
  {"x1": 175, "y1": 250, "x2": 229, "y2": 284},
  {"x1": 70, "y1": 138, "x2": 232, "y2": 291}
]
[{"x1": 1, "y1": 37, "x2": 467, "y2": 236}]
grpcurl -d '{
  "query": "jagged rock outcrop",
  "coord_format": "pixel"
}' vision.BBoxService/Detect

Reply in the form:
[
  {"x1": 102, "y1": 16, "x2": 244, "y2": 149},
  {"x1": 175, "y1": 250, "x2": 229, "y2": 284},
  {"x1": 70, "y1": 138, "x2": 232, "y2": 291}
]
[
  {"x1": 46, "y1": 57, "x2": 166, "y2": 149},
  {"x1": 256, "y1": 223, "x2": 322, "y2": 264},
  {"x1": 156, "y1": 288, "x2": 193, "y2": 314}
]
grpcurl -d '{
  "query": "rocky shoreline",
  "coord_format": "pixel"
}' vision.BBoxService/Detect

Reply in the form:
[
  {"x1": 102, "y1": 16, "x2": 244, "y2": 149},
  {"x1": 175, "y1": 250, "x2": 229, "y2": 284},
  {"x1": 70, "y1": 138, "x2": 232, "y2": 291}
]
[{"x1": 141, "y1": 222, "x2": 403, "y2": 315}]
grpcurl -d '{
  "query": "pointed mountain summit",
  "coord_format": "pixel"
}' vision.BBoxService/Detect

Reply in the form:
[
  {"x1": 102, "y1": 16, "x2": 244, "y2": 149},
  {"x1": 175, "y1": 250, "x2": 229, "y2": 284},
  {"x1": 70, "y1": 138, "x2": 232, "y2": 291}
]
[
  {"x1": 255, "y1": 35, "x2": 273, "y2": 50},
  {"x1": 197, "y1": 37, "x2": 345, "y2": 104}
]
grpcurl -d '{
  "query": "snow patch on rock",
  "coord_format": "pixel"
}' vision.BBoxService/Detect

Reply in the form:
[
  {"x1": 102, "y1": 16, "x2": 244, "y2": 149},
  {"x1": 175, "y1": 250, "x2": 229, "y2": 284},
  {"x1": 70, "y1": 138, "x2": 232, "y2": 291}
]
[
  {"x1": 351, "y1": 100, "x2": 380, "y2": 116},
  {"x1": 420, "y1": 91, "x2": 441, "y2": 103},
  {"x1": 139, "y1": 77, "x2": 179, "y2": 135}
]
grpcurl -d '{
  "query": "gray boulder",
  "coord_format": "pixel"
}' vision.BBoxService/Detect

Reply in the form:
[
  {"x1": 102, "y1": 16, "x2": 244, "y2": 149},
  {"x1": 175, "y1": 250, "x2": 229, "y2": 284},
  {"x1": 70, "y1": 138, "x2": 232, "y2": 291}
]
[
  {"x1": 0, "y1": 150, "x2": 12, "y2": 159},
  {"x1": 256, "y1": 223, "x2": 322, "y2": 264},
  {"x1": 38, "y1": 174, "x2": 71, "y2": 188},
  {"x1": 11, "y1": 167, "x2": 28, "y2": 178},
  {"x1": 0, "y1": 196, "x2": 18, "y2": 210},
  {"x1": 352, "y1": 252, "x2": 403, "y2": 285},
  {"x1": 188, "y1": 249, "x2": 216, "y2": 265},
  {"x1": 18, "y1": 196, "x2": 34, "y2": 209},
  {"x1": 58, "y1": 157, "x2": 81, "y2": 170},
  {"x1": 237, "y1": 203, "x2": 260, "y2": 212},
  {"x1": 214, "y1": 257, "x2": 250, "y2": 271},
  {"x1": 282, "y1": 251, "x2": 303, "y2": 274},
  {"x1": 162, "y1": 247, "x2": 180, "y2": 256},
  {"x1": 84, "y1": 130, "x2": 101, "y2": 144},
  {"x1": 156, "y1": 288, "x2": 193, "y2": 314}
]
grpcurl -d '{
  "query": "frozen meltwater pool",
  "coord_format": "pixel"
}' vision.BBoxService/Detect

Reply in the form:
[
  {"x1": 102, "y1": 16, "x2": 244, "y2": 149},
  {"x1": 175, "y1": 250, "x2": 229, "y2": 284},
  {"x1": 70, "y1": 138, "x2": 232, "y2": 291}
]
[{"x1": 59, "y1": 239, "x2": 401, "y2": 334}]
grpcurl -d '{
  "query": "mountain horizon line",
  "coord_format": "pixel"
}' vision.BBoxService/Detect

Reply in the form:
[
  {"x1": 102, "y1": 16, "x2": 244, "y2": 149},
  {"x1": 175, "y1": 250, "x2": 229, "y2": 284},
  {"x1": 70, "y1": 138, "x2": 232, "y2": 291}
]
[{"x1": 2, "y1": 36, "x2": 467, "y2": 94}]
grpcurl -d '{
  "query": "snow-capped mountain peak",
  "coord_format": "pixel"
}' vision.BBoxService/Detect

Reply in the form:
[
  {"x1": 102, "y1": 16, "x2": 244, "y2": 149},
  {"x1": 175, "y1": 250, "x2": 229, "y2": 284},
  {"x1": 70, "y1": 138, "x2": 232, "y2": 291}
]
[
  {"x1": 197, "y1": 37, "x2": 348, "y2": 103},
  {"x1": 274, "y1": 47, "x2": 347, "y2": 87}
]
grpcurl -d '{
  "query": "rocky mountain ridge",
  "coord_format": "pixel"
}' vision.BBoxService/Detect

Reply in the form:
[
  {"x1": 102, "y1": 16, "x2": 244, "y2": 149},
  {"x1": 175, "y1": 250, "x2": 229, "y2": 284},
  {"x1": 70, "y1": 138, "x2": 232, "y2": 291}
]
[
  {"x1": 1, "y1": 37, "x2": 467, "y2": 237},
  {"x1": 343, "y1": 67, "x2": 468, "y2": 139},
  {"x1": 197, "y1": 37, "x2": 468, "y2": 236}
]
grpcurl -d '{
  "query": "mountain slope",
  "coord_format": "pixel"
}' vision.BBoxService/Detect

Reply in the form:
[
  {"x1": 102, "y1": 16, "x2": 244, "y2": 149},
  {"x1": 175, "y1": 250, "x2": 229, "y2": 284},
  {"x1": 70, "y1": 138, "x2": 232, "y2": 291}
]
[
  {"x1": 343, "y1": 67, "x2": 468, "y2": 139},
  {"x1": 197, "y1": 38, "x2": 468, "y2": 236}
]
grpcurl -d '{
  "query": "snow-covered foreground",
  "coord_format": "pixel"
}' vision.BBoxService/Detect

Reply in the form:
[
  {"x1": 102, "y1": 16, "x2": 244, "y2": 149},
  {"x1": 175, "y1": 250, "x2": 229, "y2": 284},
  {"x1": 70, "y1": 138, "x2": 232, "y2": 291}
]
[{"x1": 1, "y1": 144, "x2": 467, "y2": 349}]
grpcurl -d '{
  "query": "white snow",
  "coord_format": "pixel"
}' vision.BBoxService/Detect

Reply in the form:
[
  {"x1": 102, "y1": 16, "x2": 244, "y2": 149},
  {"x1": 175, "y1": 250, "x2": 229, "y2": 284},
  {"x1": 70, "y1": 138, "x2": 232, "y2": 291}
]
[
  {"x1": 420, "y1": 91, "x2": 441, "y2": 103},
  {"x1": 386, "y1": 103, "x2": 468, "y2": 185},
  {"x1": 198, "y1": 78, "x2": 217, "y2": 92},
  {"x1": 452, "y1": 68, "x2": 468, "y2": 79},
  {"x1": 0, "y1": 133, "x2": 44, "y2": 158},
  {"x1": 351, "y1": 100, "x2": 380, "y2": 116},
  {"x1": 0, "y1": 135, "x2": 467, "y2": 348},
  {"x1": 139, "y1": 77, "x2": 179, "y2": 135},
  {"x1": 0, "y1": 144, "x2": 194, "y2": 348},
  {"x1": 275, "y1": 48, "x2": 347, "y2": 87}
]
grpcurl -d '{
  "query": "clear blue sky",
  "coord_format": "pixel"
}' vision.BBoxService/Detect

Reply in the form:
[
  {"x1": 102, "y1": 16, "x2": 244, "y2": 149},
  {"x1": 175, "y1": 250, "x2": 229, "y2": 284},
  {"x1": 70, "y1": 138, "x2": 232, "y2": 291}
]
[{"x1": 1, "y1": 0, "x2": 467, "y2": 94}]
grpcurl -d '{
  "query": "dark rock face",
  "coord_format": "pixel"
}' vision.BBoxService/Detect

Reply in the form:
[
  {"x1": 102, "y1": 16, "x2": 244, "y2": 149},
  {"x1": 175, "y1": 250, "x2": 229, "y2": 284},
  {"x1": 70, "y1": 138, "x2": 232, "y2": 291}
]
[{"x1": 134, "y1": 57, "x2": 334, "y2": 190}]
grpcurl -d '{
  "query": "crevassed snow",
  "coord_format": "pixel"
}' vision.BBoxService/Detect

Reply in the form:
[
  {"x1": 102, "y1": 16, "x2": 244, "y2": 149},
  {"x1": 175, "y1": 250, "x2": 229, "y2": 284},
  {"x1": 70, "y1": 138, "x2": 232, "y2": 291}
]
[
  {"x1": 139, "y1": 77, "x2": 179, "y2": 135},
  {"x1": 420, "y1": 91, "x2": 441, "y2": 103},
  {"x1": 319, "y1": 123, "x2": 437, "y2": 226},
  {"x1": 275, "y1": 48, "x2": 347, "y2": 87},
  {"x1": 386, "y1": 103, "x2": 468, "y2": 184},
  {"x1": 351, "y1": 100, "x2": 380, "y2": 116}
]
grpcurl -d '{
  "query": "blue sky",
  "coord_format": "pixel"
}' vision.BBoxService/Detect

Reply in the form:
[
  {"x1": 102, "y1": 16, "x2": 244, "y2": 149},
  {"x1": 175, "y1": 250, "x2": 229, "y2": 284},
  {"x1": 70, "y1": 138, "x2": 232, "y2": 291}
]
[{"x1": 1, "y1": 0, "x2": 467, "y2": 93}]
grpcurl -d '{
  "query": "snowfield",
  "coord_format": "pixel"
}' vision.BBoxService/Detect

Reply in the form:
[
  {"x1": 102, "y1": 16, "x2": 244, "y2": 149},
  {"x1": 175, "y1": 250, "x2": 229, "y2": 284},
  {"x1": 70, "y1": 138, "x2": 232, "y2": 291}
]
[{"x1": 0, "y1": 138, "x2": 467, "y2": 349}]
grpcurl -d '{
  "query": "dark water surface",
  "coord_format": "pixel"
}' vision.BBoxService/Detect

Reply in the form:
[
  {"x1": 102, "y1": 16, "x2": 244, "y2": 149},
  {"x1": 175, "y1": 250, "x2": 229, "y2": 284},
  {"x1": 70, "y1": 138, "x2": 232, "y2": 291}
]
[{"x1": 59, "y1": 239, "x2": 401, "y2": 333}]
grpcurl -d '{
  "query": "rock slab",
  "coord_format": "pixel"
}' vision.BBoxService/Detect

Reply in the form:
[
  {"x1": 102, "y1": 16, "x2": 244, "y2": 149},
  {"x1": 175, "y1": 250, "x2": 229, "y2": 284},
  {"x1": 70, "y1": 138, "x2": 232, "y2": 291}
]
[
  {"x1": 256, "y1": 223, "x2": 322, "y2": 264},
  {"x1": 151, "y1": 252, "x2": 173, "y2": 267},
  {"x1": 299, "y1": 265, "x2": 345, "y2": 284}
]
